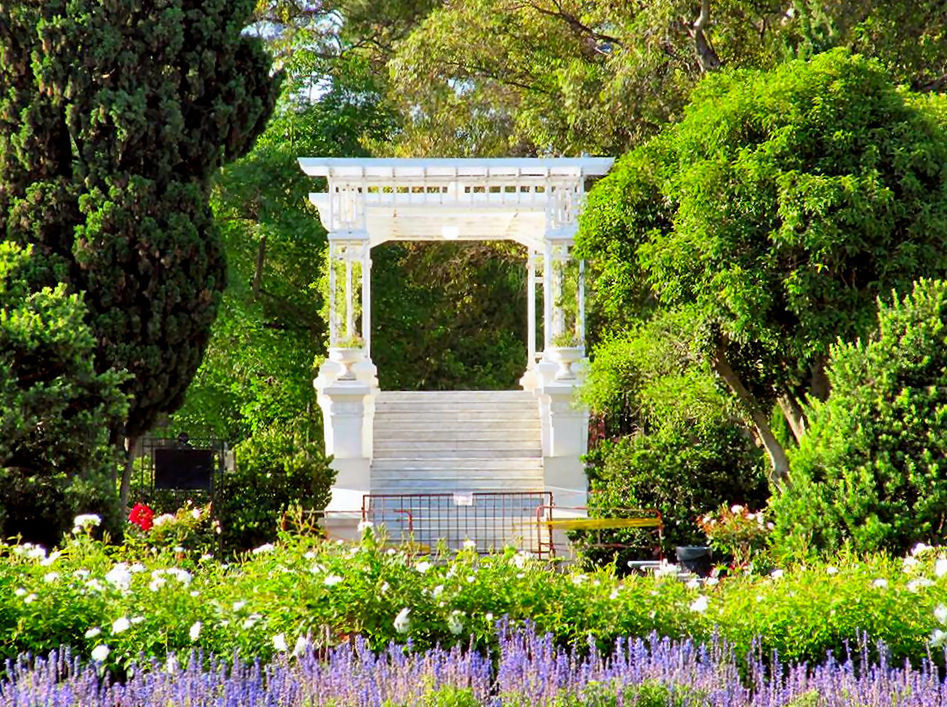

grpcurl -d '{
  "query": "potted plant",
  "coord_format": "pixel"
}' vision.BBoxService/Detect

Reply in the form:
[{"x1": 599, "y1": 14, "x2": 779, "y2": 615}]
[{"x1": 697, "y1": 504, "x2": 773, "y2": 572}]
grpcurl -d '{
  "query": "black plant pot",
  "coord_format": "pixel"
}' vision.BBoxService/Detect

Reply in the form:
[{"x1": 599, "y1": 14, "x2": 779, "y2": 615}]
[{"x1": 675, "y1": 546, "x2": 712, "y2": 577}]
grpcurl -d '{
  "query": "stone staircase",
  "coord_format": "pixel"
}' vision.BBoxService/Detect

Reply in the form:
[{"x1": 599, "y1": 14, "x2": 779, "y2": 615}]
[
  {"x1": 371, "y1": 390, "x2": 543, "y2": 494},
  {"x1": 368, "y1": 391, "x2": 545, "y2": 550}
]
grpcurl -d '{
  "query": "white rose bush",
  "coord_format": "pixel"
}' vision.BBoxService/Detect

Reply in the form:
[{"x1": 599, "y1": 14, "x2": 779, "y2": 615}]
[{"x1": 5, "y1": 520, "x2": 947, "y2": 703}]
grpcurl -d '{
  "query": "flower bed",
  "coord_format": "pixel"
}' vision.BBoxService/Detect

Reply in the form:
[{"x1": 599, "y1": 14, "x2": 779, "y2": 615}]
[
  {"x1": 2, "y1": 528, "x2": 947, "y2": 676},
  {"x1": 3, "y1": 625, "x2": 946, "y2": 706}
]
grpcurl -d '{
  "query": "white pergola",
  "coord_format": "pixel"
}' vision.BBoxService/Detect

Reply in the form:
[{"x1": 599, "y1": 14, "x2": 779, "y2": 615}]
[
  {"x1": 299, "y1": 157, "x2": 613, "y2": 368},
  {"x1": 298, "y1": 157, "x2": 614, "y2": 514}
]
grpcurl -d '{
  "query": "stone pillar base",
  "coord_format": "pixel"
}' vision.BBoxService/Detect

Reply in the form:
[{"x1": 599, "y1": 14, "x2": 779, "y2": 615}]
[{"x1": 314, "y1": 354, "x2": 377, "y2": 519}]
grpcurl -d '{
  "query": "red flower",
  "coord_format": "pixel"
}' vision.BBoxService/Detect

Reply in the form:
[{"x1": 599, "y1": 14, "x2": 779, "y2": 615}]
[{"x1": 128, "y1": 503, "x2": 154, "y2": 532}]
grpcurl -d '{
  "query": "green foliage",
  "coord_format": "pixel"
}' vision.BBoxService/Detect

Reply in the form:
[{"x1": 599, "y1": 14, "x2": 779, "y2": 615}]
[
  {"x1": 387, "y1": 0, "x2": 795, "y2": 156},
  {"x1": 582, "y1": 314, "x2": 742, "y2": 435},
  {"x1": 0, "y1": 243, "x2": 127, "y2": 547},
  {"x1": 0, "y1": 1, "x2": 279, "y2": 443},
  {"x1": 580, "y1": 315, "x2": 767, "y2": 555},
  {"x1": 125, "y1": 503, "x2": 219, "y2": 560},
  {"x1": 1, "y1": 532, "x2": 945, "y2": 675},
  {"x1": 370, "y1": 242, "x2": 528, "y2": 391},
  {"x1": 577, "y1": 50, "x2": 947, "y2": 476},
  {"x1": 215, "y1": 422, "x2": 335, "y2": 555},
  {"x1": 172, "y1": 67, "x2": 394, "y2": 440},
  {"x1": 588, "y1": 425, "x2": 767, "y2": 552},
  {"x1": 772, "y1": 279, "x2": 947, "y2": 558},
  {"x1": 386, "y1": 1, "x2": 947, "y2": 157}
]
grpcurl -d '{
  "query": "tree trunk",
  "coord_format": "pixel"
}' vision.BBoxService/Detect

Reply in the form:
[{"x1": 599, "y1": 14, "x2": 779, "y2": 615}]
[
  {"x1": 692, "y1": 0, "x2": 723, "y2": 73},
  {"x1": 119, "y1": 435, "x2": 139, "y2": 512},
  {"x1": 711, "y1": 344, "x2": 789, "y2": 484},
  {"x1": 777, "y1": 393, "x2": 806, "y2": 443},
  {"x1": 810, "y1": 355, "x2": 830, "y2": 401}
]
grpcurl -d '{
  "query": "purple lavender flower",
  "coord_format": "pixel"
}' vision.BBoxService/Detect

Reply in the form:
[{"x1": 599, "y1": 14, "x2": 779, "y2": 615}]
[{"x1": 2, "y1": 629, "x2": 946, "y2": 705}]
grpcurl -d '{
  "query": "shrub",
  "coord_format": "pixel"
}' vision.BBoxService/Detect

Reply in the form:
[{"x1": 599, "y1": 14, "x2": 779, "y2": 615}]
[
  {"x1": 215, "y1": 421, "x2": 335, "y2": 555},
  {"x1": 587, "y1": 424, "x2": 769, "y2": 553},
  {"x1": 1, "y1": 530, "x2": 945, "y2": 675},
  {"x1": 125, "y1": 502, "x2": 219, "y2": 559},
  {"x1": 0, "y1": 243, "x2": 127, "y2": 546},
  {"x1": 697, "y1": 504, "x2": 773, "y2": 570},
  {"x1": 772, "y1": 279, "x2": 947, "y2": 558}
]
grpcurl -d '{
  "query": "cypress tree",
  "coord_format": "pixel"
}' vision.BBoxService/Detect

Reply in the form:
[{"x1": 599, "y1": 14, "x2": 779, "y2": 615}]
[{"x1": 0, "y1": 1, "x2": 279, "y2": 506}]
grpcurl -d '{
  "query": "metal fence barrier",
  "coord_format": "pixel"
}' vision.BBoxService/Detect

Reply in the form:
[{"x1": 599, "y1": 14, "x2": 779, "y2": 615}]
[{"x1": 362, "y1": 491, "x2": 553, "y2": 555}]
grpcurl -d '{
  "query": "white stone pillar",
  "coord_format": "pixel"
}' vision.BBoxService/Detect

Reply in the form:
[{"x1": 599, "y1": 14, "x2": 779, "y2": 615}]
[
  {"x1": 327, "y1": 243, "x2": 338, "y2": 344},
  {"x1": 532, "y1": 234, "x2": 589, "y2": 510},
  {"x1": 526, "y1": 250, "x2": 536, "y2": 368},
  {"x1": 345, "y1": 258, "x2": 354, "y2": 339},
  {"x1": 315, "y1": 231, "x2": 377, "y2": 529},
  {"x1": 542, "y1": 242, "x2": 553, "y2": 351},
  {"x1": 362, "y1": 248, "x2": 372, "y2": 359}
]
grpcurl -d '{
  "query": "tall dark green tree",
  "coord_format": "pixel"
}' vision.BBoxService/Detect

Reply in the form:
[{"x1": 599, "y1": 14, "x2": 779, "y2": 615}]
[{"x1": 0, "y1": 1, "x2": 279, "y2": 506}]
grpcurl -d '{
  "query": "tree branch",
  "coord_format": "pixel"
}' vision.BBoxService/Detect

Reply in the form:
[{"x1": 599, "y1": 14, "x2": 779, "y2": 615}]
[
  {"x1": 523, "y1": 0, "x2": 624, "y2": 49},
  {"x1": 711, "y1": 338, "x2": 788, "y2": 483},
  {"x1": 777, "y1": 393, "x2": 806, "y2": 443},
  {"x1": 691, "y1": 0, "x2": 722, "y2": 73}
]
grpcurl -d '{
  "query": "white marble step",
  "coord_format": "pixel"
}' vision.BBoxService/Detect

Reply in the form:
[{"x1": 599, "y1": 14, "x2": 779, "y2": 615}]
[
  {"x1": 377, "y1": 390, "x2": 533, "y2": 399},
  {"x1": 370, "y1": 390, "x2": 544, "y2": 496},
  {"x1": 372, "y1": 458, "x2": 543, "y2": 470},
  {"x1": 374, "y1": 450, "x2": 540, "y2": 460},
  {"x1": 373, "y1": 468, "x2": 540, "y2": 476},
  {"x1": 375, "y1": 441, "x2": 540, "y2": 453},
  {"x1": 372, "y1": 482, "x2": 544, "y2": 495},
  {"x1": 374, "y1": 429, "x2": 539, "y2": 442}
]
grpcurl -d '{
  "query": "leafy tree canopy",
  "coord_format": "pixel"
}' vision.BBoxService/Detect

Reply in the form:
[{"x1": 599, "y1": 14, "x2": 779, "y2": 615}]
[
  {"x1": 576, "y1": 49, "x2": 947, "y2": 480},
  {"x1": 386, "y1": 0, "x2": 947, "y2": 155}
]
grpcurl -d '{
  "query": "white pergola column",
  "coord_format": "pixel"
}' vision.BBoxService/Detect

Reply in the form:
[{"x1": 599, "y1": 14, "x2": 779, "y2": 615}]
[
  {"x1": 533, "y1": 235, "x2": 588, "y2": 508},
  {"x1": 314, "y1": 232, "x2": 377, "y2": 530},
  {"x1": 526, "y1": 249, "x2": 536, "y2": 368},
  {"x1": 362, "y1": 249, "x2": 372, "y2": 359}
]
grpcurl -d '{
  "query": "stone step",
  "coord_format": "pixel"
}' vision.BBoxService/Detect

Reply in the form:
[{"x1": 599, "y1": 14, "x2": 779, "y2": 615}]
[
  {"x1": 374, "y1": 445, "x2": 541, "y2": 457},
  {"x1": 377, "y1": 391, "x2": 534, "y2": 400},
  {"x1": 374, "y1": 417, "x2": 539, "y2": 427},
  {"x1": 372, "y1": 471, "x2": 542, "y2": 482},
  {"x1": 374, "y1": 408, "x2": 538, "y2": 418},
  {"x1": 372, "y1": 483, "x2": 544, "y2": 495},
  {"x1": 374, "y1": 451, "x2": 541, "y2": 461},
  {"x1": 375, "y1": 413, "x2": 540, "y2": 430},
  {"x1": 371, "y1": 458, "x2": 543, "y2": 470},
  {"x1": 374, "y1": 426, "x2": 540, "y2": 444}
]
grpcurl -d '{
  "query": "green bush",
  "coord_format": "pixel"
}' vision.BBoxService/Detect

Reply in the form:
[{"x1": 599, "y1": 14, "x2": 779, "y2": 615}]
[
  {"x1": 0, "y1": 243, "x2": 127, "y2": 547},
  {"x1": 587, "y1": 424, "x2": 768, "y2": 553},
  {"x1": 216, "y1": 421, "x2": 335, "y2": 555},
  {"x1": 580, "y1": 319, "x2": 768, "y2": 563},
  {"x1": 772, "y1": 279, "x2": 947, "y2": 558},
  {"x1": 1, "y1": 530, "x2": 944, "y2": 674}
]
